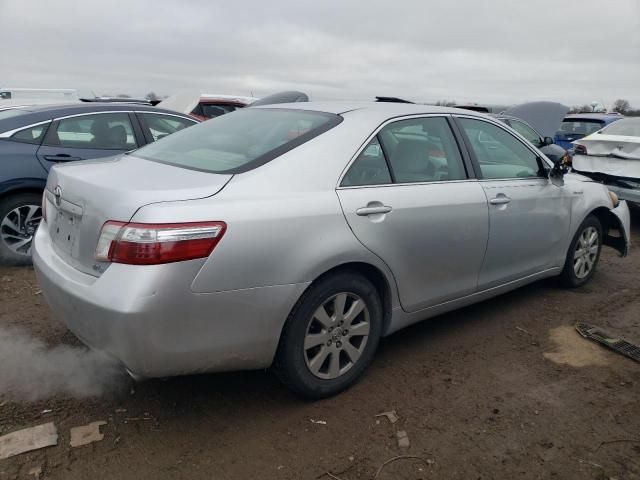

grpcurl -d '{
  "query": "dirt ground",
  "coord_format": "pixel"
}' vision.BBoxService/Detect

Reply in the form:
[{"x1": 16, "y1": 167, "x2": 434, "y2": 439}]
[{"x1": 1, "y1": 212, "x2": 640, "y2": 480}]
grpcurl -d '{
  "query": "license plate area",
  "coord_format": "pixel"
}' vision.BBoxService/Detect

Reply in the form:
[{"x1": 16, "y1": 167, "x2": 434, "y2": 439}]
[{"x1": 51, "y1": 207, "x2": 82, "y2": 257}]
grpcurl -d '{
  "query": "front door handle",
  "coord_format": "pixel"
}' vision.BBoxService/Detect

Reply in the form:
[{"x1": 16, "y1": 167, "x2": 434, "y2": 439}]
[
  {"x1": 489, "y1": 194, "x2": 511, "y2": 205},
  {"x1": 43, "y1": 154, "x2": 83, "y2": 162},
  {"x1": 356, "y1": 205, "x2": 392, "y2": 216}
]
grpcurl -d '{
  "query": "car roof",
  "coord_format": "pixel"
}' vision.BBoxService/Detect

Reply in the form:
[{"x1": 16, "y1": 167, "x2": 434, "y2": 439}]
[
  {"x1": 564, "y1": 113, "x2": 624, "y2": 121},
  {"x1": 255, "y1": 101, "x2": 484, "y2": 122},
  {"x1": 0, "y1": 102, "x2": 195, "y2": 132}
]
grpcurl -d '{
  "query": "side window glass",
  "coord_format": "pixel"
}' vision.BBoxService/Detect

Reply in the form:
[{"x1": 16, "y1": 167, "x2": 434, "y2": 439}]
[
  {"x1": 379, "y1": 117, "x2": 466, "y2": 183},
  {"x1": 48, "y1": 113, "x2": 137, "y2": 150},
  {"x1": 11, "y1": 123, "x2": 49, "y2": 144},
  {"x1": 141, "y1": 113, "x2": 195, "y2": 142},
  {"x1": 510, "y1": 120, "x2": 541, "y2": 146},
  {"x1": 341, "y1": 137, "x2": 392, "y2": 187},
  {"x1": 459, "y1": 118, "x2": 542, "y2": 180}
]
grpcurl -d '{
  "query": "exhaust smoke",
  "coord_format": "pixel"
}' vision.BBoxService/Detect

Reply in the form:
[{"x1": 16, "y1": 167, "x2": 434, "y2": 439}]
[{"x1": 0, "y1": 327, "x2": 125, "y2": 402}]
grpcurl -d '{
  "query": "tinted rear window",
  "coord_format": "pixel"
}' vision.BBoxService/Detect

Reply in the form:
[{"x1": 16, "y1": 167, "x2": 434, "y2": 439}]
[
  {"x1": 135, "y1": 108, "x2": 341, "y2": 174},
  {"x1": 558, "y1": 119, "x2": 604, "y2": 136}
]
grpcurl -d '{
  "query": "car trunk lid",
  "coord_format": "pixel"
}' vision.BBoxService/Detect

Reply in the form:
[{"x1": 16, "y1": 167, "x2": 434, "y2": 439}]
[{"x1": 43, "y1": 154, "x2": 232, "y2": 276}]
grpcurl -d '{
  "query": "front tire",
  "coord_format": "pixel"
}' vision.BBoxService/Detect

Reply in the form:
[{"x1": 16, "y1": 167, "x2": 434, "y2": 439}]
[
  {"x1": 559, "y1": 215, "x2": 602, "y2": 288},
  {"x1": 274, "y1": 271, "x2": 383, "y2": 399},
  {"x1": 0, "y1": 193, "x2": 43, "y2": 266}
]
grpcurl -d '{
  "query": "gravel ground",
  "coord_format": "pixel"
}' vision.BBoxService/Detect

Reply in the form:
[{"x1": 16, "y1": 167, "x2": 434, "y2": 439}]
[{"x1": 1, "y1": 211, "x2": 639, "y2": 480}]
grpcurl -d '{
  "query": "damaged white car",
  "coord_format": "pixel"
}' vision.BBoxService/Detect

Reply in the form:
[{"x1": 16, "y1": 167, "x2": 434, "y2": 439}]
[{"x1": 572, "y1": 117, "x2": 640, "y2": 204}]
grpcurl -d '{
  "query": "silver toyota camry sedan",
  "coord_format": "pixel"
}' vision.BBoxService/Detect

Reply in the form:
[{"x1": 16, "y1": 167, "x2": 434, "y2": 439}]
[{"x1": 33, "y1": 103, "x2": 631, "y2": 398}]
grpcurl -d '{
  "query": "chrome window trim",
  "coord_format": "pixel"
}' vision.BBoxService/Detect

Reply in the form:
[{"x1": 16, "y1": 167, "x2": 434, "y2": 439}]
[
  {"x1": 134, "y1": 111, "x2": 198, "y2": 123},
  {"x1": 0, "y1": 120, "x2": 51, "y2": 138},
  {"x1": 338, "y1": 178, "x2": 480, "y2": 190},
  {"x1": 336, "y1": 113, "x2": 472, "y2": 190},
  {"x1": 51, "y1": 110, "x2": 136, "y2": 121}
]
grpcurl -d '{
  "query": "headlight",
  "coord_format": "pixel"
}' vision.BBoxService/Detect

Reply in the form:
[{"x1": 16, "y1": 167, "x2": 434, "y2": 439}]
[{"x1": 608, "y1": 190, "x2": 619, "y2": 207}]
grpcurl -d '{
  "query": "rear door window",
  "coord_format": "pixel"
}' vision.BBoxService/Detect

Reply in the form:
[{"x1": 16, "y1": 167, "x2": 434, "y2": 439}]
[
  {"x1": 379, "y1": 117, "x2": 467, "y2": 183},
  {"x1": 46, "y1": 113, "x2": 138, "y2": 150},
  {"x1": 341, "y1": 137, "x2": 392, "y2": 186},
  {"x1": 139, "y1": 113, "x2": 196, "y2": 142},
  {"x1": 10, "y1": 123, "x2": 50, "y2": 144}
]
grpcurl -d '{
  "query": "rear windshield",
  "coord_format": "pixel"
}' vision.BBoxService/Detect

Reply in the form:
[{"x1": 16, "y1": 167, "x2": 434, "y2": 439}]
[
  {"x1": 601, "y1": 118, "x2": 640, "y2": 137},
  {"x1": 0, "y1": 109, "x2": 28, "y2": 121},
  {"x1": 135, "y1": 108, "x2": 342, "y2": 174},
  {"x1": 558, "y1": 119, "x2": 604, "y2": 136}
]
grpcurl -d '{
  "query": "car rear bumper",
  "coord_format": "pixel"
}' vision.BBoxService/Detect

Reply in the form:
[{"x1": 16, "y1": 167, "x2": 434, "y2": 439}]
[{"x1": 33, "y1": 223, "x2": 309, "y2": 378}]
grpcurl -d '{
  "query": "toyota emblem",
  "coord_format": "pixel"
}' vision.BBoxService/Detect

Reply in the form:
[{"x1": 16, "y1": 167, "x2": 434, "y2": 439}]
[{"x1": 54, "y1": 186, "x2": 62, "y2": 207}]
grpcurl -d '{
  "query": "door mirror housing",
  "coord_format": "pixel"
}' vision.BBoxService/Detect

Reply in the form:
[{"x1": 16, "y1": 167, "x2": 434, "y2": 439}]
[
  {"x1": 549, "y1": 157, "x2": 568, "y2": 187},
  {"x1": 543, "y1": 136, "x2": 554, "y2": 146}
]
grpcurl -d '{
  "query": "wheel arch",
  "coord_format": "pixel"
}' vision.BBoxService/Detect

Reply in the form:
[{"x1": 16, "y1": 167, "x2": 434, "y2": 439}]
[
  {"x1": 292, "y1": 261, "x2": 395, "y2": 337},
  {"x1": 588, "y1": 206, "x2": 628, "y2": 256},
  {"x1": 0, "y1": 179, "x2": 46, "y2": 202}
]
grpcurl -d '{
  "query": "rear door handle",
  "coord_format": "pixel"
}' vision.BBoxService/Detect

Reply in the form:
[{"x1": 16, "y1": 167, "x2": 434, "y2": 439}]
[
  {"x1": 489, "y1": 195, "x2": 511, "y2": 205},
  {"x1": 43, "y1": 154, "x2": 83, "y2": 162},
  {"x1": 356, "y1": 205, "x2": 392, "y2": 216}
]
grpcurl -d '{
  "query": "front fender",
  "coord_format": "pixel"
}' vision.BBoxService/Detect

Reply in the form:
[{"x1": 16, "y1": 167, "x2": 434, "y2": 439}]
[
  {"x1": 606, "y1": 201, "x2": 631, "y2": 257},
  {"x1": 0, "y1": 178, "x2": 46, "y2": 197},
  {"x1": 567, "y1": 175, "x2": 630, "y2": 257}
]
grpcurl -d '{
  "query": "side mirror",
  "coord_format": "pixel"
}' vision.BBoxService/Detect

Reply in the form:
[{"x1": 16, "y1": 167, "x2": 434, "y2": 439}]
[
  {"x1": 543, "y1": 136, "x2": 554, "y2": 146},
  {"x1": 549, "y1": 157, "x2": 569, "y2": 187}
]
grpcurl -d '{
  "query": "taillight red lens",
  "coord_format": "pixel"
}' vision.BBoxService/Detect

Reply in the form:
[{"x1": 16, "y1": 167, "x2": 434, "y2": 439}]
[
  {"x1": 574, "y1": 144, "x2": 588, "y2": 155},
  {"x1": 95, "y1": 221, "x2": 226, "y2": 265}
]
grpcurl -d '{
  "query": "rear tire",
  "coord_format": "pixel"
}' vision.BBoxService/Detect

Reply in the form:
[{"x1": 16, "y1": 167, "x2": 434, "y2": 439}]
[
  {"x1": 559, "y1": 215, "x2": 602, "y2": 288},
  {"x1": 0, "y1": 193, "x2": 43, "y2": 266},
  {"x1": 274, "y1": 271, "x2": 383, "y2": 399}
]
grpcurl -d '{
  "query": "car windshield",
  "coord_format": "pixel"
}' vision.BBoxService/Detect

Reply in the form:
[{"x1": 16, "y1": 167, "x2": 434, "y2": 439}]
[
  {"x1": 135, "y1": 108, "x2": 341, "y2": 174},
  {"x1": 558, "y1": 119, "x2": 604, "y2": 136},
  {"x1": 600, "y1": 118, "x2": 640, "y2": 137}
]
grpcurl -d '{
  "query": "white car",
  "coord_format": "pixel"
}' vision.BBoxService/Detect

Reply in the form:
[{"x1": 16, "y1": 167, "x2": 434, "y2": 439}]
[{"x1": 573, "y1": 117, "x2": 640, "y2": 203}]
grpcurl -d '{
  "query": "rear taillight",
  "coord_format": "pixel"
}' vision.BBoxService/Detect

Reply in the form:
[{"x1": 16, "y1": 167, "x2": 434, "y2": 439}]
[
  {"x1": 95, "y1": 221, "x2": 226, "y2": 265},
  {"x1": 574, "y1": 144, "x2": 588, "y2": 155},
  {"x1": 41, "y1": 192, "x2": 47, "y2": 223}
]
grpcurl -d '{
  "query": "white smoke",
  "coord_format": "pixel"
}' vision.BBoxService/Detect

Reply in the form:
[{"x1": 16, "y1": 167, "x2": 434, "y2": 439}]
[{"x1": 0, "y1": 327, "x2": 125, "y2": 402}]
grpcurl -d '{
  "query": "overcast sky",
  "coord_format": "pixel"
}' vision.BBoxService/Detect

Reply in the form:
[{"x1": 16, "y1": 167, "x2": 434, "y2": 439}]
[{"x1": 1, "y1": 0, "x2": 639, "y2": 108}]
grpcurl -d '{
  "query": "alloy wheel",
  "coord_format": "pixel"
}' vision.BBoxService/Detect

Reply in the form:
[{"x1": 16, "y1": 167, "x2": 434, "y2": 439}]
[
  {"x1": 0, "y1": 204, "x2": 42, "y2": 257},
  {"x1": 303, "y1": 292, "x2": 370, "y2": 380},
  {"x1": 573, "y1": 226, "x2": 599, "y2": 279}
]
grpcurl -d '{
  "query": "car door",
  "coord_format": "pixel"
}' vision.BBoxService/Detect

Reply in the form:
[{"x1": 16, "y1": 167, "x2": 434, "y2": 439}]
[
  {"x1": 36, "y1": 112, "x2": 140, "y2": 171},
  {"x1": 136, "y1": 112, "x2": 197, "y2": 144},
  {"x1": 337, "y1": 115, "x2": 489, "y2": 313},
  {"x1": 455, "y1": 116, "x2": 571, "y2": 290}
]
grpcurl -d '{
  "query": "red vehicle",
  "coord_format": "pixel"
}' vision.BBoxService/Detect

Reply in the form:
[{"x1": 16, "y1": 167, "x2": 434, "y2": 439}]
[{"x1": 189, "y1": 94, "x2": 257, "y2": 121}]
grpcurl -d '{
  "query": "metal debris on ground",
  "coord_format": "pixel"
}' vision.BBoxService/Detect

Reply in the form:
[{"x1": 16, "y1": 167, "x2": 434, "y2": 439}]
[
  {"x1": 28, "y1": 466, "x2": 42, "y2": 479},
  {"x1": 70, "y1": 421, "x2": 107, "y2": 447},
  {"x1": 575, "y1": 322, "x2": 640, "y2": 363},
  {"x1": 0, "y1": 422, "x2": 58, "y2": 460},
  {"x1": 375, "y1": 410, "x2": 399, "y2": 424},
  {"x1": 310, "y1": 419, "x2": 327, "y2": 425},
  {"x1": 396, "y1": 430, "x2": 410, "y2": 449}
]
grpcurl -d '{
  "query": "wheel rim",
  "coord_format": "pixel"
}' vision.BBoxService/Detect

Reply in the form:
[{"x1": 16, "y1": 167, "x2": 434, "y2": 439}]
[
  {"x1": 303, "y1": 292, "x2": 370, "y2": 380},
  {"x1": 573, "y1": 226, "x2": 599, "y2": 279},
  {"x1": 0, "y1": 204, "x2": 42, "y2": 257}
]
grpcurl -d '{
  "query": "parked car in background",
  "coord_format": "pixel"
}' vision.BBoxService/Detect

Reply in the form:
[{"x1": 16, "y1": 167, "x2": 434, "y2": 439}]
[
  {"x1": 555, "y1": 113, "x2": 624, "y2": 150},
  {"x1": 189, "y1": 94, "x2": 257, "y2": 121},
  {"x1": 159, "y1": 91, "x2": 309, "y2": 120},
  {"x1": 494, "y1": 101, "x2": 569, "y2": 163},
  {"x1": 572, "y1": 117, "x2": 640, "y2": 204},
  {"x1": 0, "y1": 103, "x2": 198, "y2": 264},
  {"x1": 0, "y1": 88, "x2": 80, "y2": 107},
  {"x1": 33, "y1": 102, "x2": 629, "y2": 398}
]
